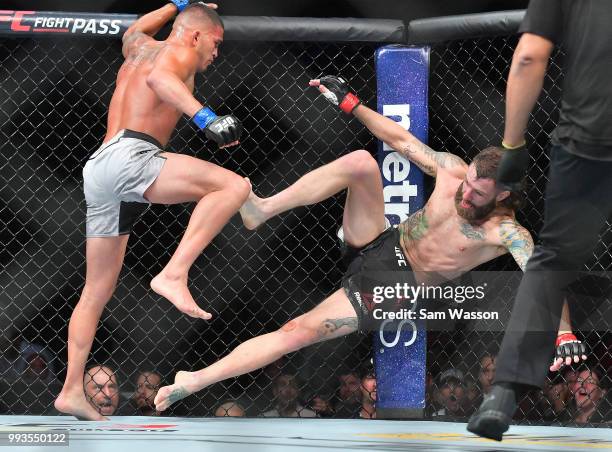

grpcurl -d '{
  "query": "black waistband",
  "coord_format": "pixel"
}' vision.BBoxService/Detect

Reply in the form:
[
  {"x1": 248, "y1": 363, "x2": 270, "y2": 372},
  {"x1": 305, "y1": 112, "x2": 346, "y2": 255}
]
[{"x1": 122, "y1": 129, "x2": 164, "y2": 149}]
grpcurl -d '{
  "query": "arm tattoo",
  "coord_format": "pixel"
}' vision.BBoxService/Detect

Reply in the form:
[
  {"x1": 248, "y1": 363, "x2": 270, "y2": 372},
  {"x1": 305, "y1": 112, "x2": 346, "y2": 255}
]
[
  {"x1": 400, "y1": 208, "x2": 429, "y2": 242},
  {"x1": 460, "y1": 223, "x2": 486, "y2": 241},
  {"x1": 401, "y1": 142, "x2": 435, "y2": 176},
  {"x1": 401, "y1": 141, "x2": 466, "y2": 177},
  {"x1": 320, "y1": 318, "x2": 358, "y2": 335},
  {"x1": 499, "y1": 220, "x2": 534, "y2": 271}
]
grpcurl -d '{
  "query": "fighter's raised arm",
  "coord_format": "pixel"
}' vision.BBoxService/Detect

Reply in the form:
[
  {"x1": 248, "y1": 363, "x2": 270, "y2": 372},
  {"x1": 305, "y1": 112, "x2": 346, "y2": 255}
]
[
  {"x1": 146, "y1": 45, "x2": 205, "y2": 117},
  {"x1": 122, "y1": 5, "x2": 174, "y2": 58},
  {"x1": 122, "y1": 2, "x2": 218, "y2": 59},
  {"x1": 309, "y1": 76, "x2": 468, "y2": 178}
]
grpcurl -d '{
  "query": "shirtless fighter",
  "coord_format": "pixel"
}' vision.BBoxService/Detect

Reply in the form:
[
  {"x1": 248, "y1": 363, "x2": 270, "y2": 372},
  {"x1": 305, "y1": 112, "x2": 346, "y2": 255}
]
[
  {"x1": 154, "y1": 75, "x2": 585, "y2": 412},
  {"x1": 55, "y1": 2, "x2": 250, "y2": 420}
]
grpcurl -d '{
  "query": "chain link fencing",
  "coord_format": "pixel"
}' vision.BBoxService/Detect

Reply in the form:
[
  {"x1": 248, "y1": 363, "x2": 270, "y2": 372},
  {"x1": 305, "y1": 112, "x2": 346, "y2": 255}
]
[
  {"x1": 0, "y1": 28, "x2": 610, "y2": 424},
  {"x1": 428, "y1": 36, "x2": 612, "y2": 426}
]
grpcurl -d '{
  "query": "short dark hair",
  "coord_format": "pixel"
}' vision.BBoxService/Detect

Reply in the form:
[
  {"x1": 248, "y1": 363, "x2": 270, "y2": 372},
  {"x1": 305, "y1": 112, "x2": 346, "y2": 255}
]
[
  {"x1": 180, "y1": 3, "x2": 224, "y2": 29},
  {"x1": 472, "y1": 146, "x2": 525, "y2": 211},
  {"x1": 575, "y1": 364, "x2": 610, "y2": 389},
  {"x1": 135, "y1": 370, "x2": 162, "y2": 385}
]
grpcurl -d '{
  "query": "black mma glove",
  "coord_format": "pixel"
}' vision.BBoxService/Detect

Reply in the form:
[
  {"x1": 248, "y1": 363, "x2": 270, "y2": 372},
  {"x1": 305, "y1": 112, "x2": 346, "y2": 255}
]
[
  {"x1": 192, "y1": 107, "x2": 242, "y2": 147},
  {"x1": 311, "y1": 75, "x2": 361, "y2": 114},
  {"x1": 496, "y1": 141, "x2": 529, "y2": 190},
  {"x1": 554, "y1": 333, "x2": 588, "y2": 367}
]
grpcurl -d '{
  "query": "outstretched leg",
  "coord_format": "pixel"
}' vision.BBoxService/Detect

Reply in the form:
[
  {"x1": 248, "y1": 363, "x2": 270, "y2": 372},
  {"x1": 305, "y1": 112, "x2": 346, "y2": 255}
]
[
  {"x1": 54, "y1": 235, "x2": 129, "y2": 421},
  {"x1": 240, "y1": 150, "x2": 386, "y2": 248},
  {"x1": 145, "y1": 153, "x2": 250, "y2": 320},
  {"x1": 154, "y1": 289, "x2": 358, "y2": 412}
]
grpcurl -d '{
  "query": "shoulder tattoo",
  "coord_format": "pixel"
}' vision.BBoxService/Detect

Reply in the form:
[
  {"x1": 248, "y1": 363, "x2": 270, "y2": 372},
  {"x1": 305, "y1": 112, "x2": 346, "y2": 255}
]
[{"x1": 499, "y1": 220, "x2": 534, "y2": 271}]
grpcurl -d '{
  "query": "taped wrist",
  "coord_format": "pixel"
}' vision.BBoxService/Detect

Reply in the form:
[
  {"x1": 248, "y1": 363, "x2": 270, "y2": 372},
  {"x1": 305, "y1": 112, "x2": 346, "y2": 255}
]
[
  {"x1": 192, "y1": 107, "x2": 217, "y2": 129},
  {"x1": 339, "y1": 92, "x2": 361, "y2": 114},
  {"x1": 170, "y1": 0, "x2": 189, "y2": 12},
  {"x1": 556, "y1": 332, "x2": 577, "y2": 346}
]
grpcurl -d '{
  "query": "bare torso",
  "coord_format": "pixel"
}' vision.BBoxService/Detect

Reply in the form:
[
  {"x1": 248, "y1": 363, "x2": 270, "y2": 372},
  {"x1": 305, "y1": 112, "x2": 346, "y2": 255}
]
[
  {"x1": 398, "y1": 168, "x2": 511, "y2": 282},
  {"x1": 104, "y1": 40, "x2": 195, "y2": 146}
]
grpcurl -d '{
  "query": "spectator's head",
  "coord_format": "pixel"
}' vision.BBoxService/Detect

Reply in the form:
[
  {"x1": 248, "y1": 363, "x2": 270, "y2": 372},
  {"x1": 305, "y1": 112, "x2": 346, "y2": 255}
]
[
  {"x1": 84, "y1": 365, "x2": 119, "y2": 416},
  {"x1": 571, "y1": 366, "x2": 608, "y2": 420},
  {"x1": 360, "y1": 371, "x2": 376, "y2": 404},
  {"x1": 24, "y1": 352, "x2": 49, "y2": 381},
  {"x1": 338, "y1": 371, "x2": 361, "y2": 404},
  {"x1": 16, "y1": 341, "x2": 54, "y2": 382},
  {"x1": 264, "y1": 357, "x2": 287, "y2": 380},
  {"x1": 436, "y1": 369, "x2": 466, "y2": 415},
  {"x1": 214, "y1": 400, "x2": 245, "y2": 417},
  {"x1": 541, "y1": 372, "x2": 570, "y2": 416},
  {"x1": 272, "y1": 374, "x2": 300, "y2": 409},
  {"x1": 563, "y1": 367, "x2": 578, "y2": 387},
  {"x1": 132, "y1": 371, "x2": 161, "y2": 415},
  {"x1": 478, "y1": 354, "x2": 496, "y2": 394}
]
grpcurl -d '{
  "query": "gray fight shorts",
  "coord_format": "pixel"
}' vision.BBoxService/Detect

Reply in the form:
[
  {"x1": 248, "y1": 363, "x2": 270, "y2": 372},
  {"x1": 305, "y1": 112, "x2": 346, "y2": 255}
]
[{"x1": 83, "y1": 129, "x2": 166, "y2": 237}]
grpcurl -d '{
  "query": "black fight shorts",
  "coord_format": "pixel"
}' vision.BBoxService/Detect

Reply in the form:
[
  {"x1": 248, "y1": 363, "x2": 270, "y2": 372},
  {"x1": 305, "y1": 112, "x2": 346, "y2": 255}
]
[{"x1": 341, "y1": 227, "x2": 417, "y2": 332}]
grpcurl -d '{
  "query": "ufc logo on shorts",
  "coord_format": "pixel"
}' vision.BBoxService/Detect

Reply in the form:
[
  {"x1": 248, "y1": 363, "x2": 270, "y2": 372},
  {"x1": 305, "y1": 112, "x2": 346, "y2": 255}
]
[
  {"x1": 0, "y1": 11, "x2": 35, "y2": 32},
  {"x1": 395, "y1": 247, "x2": 407, "y2": 266}
]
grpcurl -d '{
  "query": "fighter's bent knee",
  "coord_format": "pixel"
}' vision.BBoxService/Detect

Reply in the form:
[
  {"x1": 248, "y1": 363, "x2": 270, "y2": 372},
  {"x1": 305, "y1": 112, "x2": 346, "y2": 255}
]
[
  {"x1": 346, "y1": 149, "x2": 378, "y2": 179},
  {"x1": 225, "y1": 174, "x2": 251, "y2": 202}
]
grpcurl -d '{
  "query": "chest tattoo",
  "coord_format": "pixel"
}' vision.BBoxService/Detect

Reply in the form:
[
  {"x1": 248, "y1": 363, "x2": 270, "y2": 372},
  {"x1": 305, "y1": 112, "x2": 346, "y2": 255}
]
[
  {"x1": 401, "y1": 208, "x2": 429, "y2": 242},
  {"x1": 460, "y1": 222, "x2": 486, "y2": 241}
]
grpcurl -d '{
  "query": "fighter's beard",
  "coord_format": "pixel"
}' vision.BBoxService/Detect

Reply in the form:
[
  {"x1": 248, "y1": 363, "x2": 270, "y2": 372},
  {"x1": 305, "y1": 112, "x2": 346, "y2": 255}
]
[{"x1": 454, "y1": 184, "x2": 496, "y2": 221}]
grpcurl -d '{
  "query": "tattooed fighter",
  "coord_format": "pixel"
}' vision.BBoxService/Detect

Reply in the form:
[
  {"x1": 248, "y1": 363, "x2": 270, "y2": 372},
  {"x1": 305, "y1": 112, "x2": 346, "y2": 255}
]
[{"x1": 154, "y1": 76, "x2": 583, "y2": 411}]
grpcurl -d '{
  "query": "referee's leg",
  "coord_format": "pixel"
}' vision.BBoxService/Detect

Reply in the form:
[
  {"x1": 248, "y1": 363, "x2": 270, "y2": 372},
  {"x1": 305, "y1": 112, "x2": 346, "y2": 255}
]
[
  {"x1": 468, "y1": 144, "x2": 612, "y2": 440},
  {"x1": 496, "y1": 144, "x2": 612, "y2": 387}
]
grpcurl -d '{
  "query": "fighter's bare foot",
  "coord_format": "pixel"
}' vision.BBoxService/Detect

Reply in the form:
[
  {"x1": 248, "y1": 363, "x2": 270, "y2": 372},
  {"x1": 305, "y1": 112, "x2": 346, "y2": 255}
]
[
  {"x1": 54, "y1": 391, "x2": 108, "y2": 421},
  {"x1": 150, "y1": 274, "x2": 212, "y2": 320},
  {"x1": 239, "y1": 183, "x2": 271, "y2": 230},
  {"x1": 154, "y1": 371, "x2": 198, "y2": 412}
]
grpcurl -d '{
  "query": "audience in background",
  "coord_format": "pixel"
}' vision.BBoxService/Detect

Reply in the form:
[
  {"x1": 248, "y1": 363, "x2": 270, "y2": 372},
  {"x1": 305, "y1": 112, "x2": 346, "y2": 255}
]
[
  {"x1": 0, "y1": 340, "x2": 59, "y2": 414},
  {"x1": 261, "y1": 374, "x2": 317, "y2": 418},
  {"x1": 3, "y1": 340, "x2": 60, "y2": 386},
  {"x1": 536, "y1": 370, "x2": 572, "y2": 422},
  {"x1": 215, "y1": 400, "x2": 246, "y2": 417},
  {"x1": 569, "y1": 365, "x2": 611, "y2": 424},
  {"x1": 310, "y1": 368, "x2": 378, "y2": 419},
  {"x1": 359, "y1": 370, "x2": 376, "y2": 419},
  {"x1": 332, "y1": 371, "x2": 362, "y2": 418},
  {"x1": 2, "y1": 339, "x2": 609, "y2": 424},
  {"x1": 465, "y1": 353, "x2": 496, "y2": 414},
  {"x1": 131, "y1": 370, "x2": 162, "y2": 416},
  {"x1": 432, "y1": 369, "x2": 467, "y2": 418},
  {"x1": 84, "y1": 365, "x2": 120, "y2": 417}
]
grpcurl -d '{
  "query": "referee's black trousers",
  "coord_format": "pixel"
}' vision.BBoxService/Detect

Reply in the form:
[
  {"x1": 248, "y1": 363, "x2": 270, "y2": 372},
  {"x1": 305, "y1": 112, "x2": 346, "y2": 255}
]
[{"x1": 495, "y1": 143, "x2": 612, "y2": 388}]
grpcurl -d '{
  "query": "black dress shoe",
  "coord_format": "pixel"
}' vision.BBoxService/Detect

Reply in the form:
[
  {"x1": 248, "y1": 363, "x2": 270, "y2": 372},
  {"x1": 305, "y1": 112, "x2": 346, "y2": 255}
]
[{"x1": 466, "y1": 384, "x2": 517, "y2": 441}]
